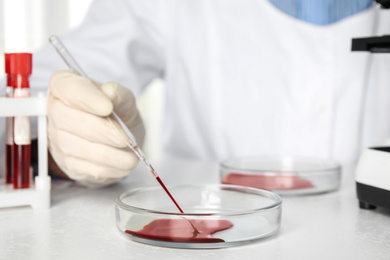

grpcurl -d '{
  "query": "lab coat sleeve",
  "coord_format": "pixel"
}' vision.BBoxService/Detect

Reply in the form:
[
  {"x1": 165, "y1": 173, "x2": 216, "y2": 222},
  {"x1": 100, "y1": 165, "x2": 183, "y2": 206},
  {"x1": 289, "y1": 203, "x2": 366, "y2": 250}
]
[{"x1": 30, "y1": 0, "x2": 165, "y2": 98}]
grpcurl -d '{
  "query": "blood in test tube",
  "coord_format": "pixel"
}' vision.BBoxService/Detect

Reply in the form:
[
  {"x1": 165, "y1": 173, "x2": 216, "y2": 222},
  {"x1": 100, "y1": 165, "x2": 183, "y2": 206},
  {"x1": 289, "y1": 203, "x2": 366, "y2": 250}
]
[
  {"x1": 9, "y1": 53, "x2": 32, "y2": 189},
  {"x1": 4, "y1": 54, "x2": 14, "y2": 185},
  {"x1": 125, "y1": 218, "x2": 233, "y2": 243}
]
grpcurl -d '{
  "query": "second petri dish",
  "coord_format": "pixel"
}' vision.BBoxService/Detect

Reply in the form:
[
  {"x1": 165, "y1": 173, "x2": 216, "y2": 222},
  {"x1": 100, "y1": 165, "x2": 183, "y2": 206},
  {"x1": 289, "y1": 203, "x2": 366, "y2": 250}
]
[{"x1": 220, "y1": 156, "x2": 341, "y2": 196}]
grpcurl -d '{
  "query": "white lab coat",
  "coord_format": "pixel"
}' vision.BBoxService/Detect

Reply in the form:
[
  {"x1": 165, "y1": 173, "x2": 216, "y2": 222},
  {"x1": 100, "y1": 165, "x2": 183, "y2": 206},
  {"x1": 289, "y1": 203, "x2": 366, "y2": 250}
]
[{"x1": 29, "y1": 0, "x2": 390, "y2": 165}]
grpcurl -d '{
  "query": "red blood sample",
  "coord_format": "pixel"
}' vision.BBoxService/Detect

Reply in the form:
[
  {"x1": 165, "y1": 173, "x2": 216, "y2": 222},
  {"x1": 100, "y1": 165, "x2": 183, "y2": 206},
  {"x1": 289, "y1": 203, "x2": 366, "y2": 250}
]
[
  {"x1": 13, "y1": 145, "x2": 31, "y2": 189},
  {"x1": 5, "y1": 144, "x2": 13, "y2": 184},
  {"x1": 154, "y1": 174, "x2": 203, "y2": 233},
  {"x1": 156, "y1": 176, "x2": 183, "y2": 213},
  {"x1": 222, "y1": 173, "x2": 313, "y2": 190},
  {"x1": 125, "y1": 219, "x2": 233, "y2": 243},
  {"x1": 156, "y1": 176, "x2": 203, "y2": 234},
  {"x1": 9, "y1": 53, "x2": 32, "y2": 189}
]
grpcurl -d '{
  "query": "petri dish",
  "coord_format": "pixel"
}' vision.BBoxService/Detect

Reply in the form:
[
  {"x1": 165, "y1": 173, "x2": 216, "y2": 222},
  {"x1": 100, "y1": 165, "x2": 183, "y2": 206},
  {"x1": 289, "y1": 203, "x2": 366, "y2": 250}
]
[
  {"x1": 115, "y1": 184, "x2": 282, "y2": 249},
  {"x1": 220, "y1": 156, "x2": 341, "y2": 196}
]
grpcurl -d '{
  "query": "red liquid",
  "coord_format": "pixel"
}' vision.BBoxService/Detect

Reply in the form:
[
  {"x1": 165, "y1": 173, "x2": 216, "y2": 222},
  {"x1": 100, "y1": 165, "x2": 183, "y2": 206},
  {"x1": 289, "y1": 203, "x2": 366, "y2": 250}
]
[
  {"x1": 222, "y1": 173, "x2": 313, "y2": 190},
  {"x1": 125, "y1": 219, "x2": 233, "y2": 243},
  {"x1": 5, "y1": 144, "x2": 13, "y2": 184},
  {"x1": 155, "y1": 176, "x2": 202, "y2": 234},
  {"x1": 13, "y1": 144, "x2": 31, "y2": 189},
  {"x1": 156, "y1": 176, "x2": 184, "y2": 213}
]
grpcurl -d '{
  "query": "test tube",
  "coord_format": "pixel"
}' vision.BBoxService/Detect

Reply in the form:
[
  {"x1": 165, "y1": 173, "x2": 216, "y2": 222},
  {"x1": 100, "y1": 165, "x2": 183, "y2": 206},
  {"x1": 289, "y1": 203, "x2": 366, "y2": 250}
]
[{"x1": 9, "y1": 53, "x2": 33, "y2": 189}]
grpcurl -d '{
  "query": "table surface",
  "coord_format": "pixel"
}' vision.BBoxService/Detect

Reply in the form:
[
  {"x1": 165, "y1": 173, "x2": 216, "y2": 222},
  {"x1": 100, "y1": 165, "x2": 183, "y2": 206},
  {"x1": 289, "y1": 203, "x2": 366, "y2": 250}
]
[{"x1": 1, "y1": 158, "x2": 390, "y2": 260}]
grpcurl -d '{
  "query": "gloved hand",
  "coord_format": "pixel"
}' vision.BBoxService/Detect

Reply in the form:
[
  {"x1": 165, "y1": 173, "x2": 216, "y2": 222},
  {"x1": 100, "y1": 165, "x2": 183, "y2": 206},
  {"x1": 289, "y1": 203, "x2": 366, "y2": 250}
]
[{"x1": 47, "y1": 70, "x2": 145, "y2": 188}]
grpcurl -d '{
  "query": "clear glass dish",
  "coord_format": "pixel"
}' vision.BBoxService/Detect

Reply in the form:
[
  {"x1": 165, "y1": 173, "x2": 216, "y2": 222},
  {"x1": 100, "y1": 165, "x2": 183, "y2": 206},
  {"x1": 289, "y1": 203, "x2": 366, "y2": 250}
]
[
  {"x1": 115, "y1": 184, "x2": 282, "y2": 249},
  {"x1": 220, "y1": 156, "x2": 341, "y2": 196}
]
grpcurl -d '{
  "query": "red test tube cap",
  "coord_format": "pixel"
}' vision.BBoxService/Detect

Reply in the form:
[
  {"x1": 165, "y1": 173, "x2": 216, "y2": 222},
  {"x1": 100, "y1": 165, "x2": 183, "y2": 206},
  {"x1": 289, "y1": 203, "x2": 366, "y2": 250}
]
[{"x1": 8, "y1": 53, "x2": 32, "y2": 75}]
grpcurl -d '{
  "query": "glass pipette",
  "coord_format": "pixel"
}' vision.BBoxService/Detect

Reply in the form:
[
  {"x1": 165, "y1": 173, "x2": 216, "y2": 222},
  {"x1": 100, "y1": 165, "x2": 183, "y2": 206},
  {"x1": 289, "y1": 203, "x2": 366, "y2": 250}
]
[{"x1": 48, "y1": 35, "x2": 185, "y2": 214}]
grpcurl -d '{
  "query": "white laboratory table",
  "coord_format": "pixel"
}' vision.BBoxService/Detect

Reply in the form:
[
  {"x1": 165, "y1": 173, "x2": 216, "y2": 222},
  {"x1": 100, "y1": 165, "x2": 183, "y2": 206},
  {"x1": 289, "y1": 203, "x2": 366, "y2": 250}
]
[{"x1": 1, "y1": 158, "x2": 390, "y2": 260}]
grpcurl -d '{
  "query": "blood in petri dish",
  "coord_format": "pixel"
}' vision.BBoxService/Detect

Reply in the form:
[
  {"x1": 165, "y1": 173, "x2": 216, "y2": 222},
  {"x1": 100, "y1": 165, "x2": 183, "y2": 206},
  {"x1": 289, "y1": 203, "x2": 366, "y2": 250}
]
[
  {"x1": 155, "y1": 176, "x2": 202, "y2": 234},
  {"x1": 222, "y1": 173, "x2": 313, "y2": 190},
  {"x1": 13, "y1": 144, "x2": 31, "y2": 189},
  {"x1": 125, "y1": 218, "x2": 233, "y2": 243}
]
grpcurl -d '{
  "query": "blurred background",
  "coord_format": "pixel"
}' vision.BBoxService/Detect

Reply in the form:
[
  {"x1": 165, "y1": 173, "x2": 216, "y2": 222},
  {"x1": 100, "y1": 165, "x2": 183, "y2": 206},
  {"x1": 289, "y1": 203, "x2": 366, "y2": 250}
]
[{"x1": 0, "y1": 0, "x2": 164, "y2": 161}]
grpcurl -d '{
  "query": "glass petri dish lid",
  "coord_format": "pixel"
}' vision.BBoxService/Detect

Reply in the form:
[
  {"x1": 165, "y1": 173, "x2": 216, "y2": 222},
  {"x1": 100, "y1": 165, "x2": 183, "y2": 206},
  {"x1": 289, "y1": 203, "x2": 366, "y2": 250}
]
[
  {"x1": 220, "y1": 156, "x2": 341, "y2": 196},
  {"x1": 115, "y1": 184, "x2": 282, "y2": 249}
]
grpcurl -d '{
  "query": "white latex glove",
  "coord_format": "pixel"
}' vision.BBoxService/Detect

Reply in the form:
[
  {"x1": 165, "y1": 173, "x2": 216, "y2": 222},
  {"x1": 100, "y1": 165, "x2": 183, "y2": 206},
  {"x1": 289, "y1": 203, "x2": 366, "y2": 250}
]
[{"x1": 47, "y1": 70, "x2": 145, "y2": 188}]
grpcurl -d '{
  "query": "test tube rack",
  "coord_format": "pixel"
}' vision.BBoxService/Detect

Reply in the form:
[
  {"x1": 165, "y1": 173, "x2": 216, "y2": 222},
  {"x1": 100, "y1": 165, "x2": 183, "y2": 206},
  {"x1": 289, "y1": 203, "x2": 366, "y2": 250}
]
[{"x1": 0, "y1": 93, "x2": 50, "y2": 209}]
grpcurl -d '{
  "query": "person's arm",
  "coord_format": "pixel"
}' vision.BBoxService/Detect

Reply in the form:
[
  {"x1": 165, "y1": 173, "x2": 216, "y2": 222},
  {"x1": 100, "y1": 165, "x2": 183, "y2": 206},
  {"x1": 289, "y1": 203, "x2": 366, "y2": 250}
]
[{"x1": 30, "y1": 0, "x2": 165, "y2": 187}]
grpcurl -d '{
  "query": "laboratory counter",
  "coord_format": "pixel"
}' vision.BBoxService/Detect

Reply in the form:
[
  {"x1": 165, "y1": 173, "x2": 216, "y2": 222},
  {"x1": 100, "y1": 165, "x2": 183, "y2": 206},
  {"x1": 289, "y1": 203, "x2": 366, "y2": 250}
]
[{"x1": 1, "y1": 158, "x2": 390, "y2": 260}]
